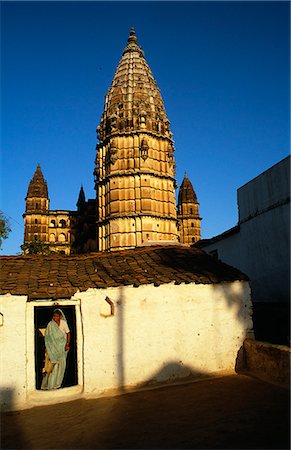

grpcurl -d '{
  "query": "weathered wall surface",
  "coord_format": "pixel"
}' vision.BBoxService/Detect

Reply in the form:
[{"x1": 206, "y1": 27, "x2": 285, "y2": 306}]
[
  {"x1": 201, "y1": 156, "x2": 290, "y2": 304},
  {"x1": 238, "y1": 157, "x2": 290, "y2": 223},
  {"x1": 0, "y1": 280, "x2": 253, "y2": 410},
  {"x1": 200, "y1": 230, "x2": 241, "y2": 270},
  {"x1": 240, "y1": 339, "x2": 290, "y2": 388},
  {"x1": 0, "y1": 295, "x2": 28, "y2": 410},
  {"x1": 238, "y1": 204, "x2": 290, "y2": 302},
  {"x1": 79, "y1": 281, "x2": 253, "y2": 396}
]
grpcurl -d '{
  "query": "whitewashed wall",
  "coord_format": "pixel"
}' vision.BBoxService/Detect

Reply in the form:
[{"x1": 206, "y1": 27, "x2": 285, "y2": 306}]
[
  {"x1": 0, "y1": 294, "x2": 27, "y2": 410},
  {"x1": 201, "y1": 157, "x2": 290, "y2": 304},
  {"x1": 0, "y1": 280, "x2": 253, "y2": 411}
]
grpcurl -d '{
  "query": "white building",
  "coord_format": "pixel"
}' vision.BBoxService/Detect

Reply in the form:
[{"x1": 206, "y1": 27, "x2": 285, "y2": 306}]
[
  {"x1": 0, "y1": 245, "x2": 253, "y2": 411},
  {"x1": 197, "y1": 156, "x2": 290, "y2": 344}
]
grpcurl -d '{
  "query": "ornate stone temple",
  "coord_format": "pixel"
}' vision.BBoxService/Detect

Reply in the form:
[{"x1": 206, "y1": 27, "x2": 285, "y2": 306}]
[
  {"x1": 23, "y1": 29, "x2": 201, "y2": 253},
  {"x1": 95, "y1": 28, "x2": 178, "y2": 251},
  {"x1": 23, "y1": 165, "x2": 97, "y2": 255}
]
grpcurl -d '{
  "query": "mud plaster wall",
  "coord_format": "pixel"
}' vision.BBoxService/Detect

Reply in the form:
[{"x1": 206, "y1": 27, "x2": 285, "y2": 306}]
[
  {"x1": 242, "y1": 338, "x2": 290, "y2": 387},
  {"x1": 78, "y1": 281, "x2": 253, "y2": 395},
  {"x1": 0, "y1": 280, "x2": 253, "y2": 410},
  {"x1": 0, "y1": 295, "x2": 27, "y2": 409}
]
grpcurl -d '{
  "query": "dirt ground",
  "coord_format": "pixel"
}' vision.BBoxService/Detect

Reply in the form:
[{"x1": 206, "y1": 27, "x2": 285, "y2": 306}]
[{"x1": 1, "y1": 374, "x2": 290, "y2": 450}]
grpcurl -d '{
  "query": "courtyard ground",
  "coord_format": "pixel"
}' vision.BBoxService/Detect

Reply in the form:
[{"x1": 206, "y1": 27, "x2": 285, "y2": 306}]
[{"x1": 1, "y1": 374, "x2": 290, "y2": 449}]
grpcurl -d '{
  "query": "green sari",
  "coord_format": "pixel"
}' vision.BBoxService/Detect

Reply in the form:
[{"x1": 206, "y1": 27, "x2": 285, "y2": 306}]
[{"x1": 41, "y1": 312, "x2": 68, "y2": 390}]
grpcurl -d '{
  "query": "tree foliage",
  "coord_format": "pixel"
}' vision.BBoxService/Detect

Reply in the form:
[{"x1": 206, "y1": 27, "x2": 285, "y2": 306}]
[
  {"x1": 21, "y1": 239, "x2": 54, "y2": 255},
  {"x1": 0, "y1": 211, "x2": 11, "y2": 249}
]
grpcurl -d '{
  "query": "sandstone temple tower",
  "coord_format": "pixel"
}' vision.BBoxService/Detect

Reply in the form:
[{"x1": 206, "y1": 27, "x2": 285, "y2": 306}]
[
  {"x1": 177, "y1": 174, "x2": 201, "y2": 245},
  {"x1": 94, "y1": 28, "x2": 179, "y2": 251},
  {"x1": 23, "y1": 164, "x2": 72, "y2": 254},
  {"x1": 23, "y1": 29, "x2": 201, "y2": 254},
  {"x1": 23, "y1": 165, "x2": 97, "y2": 254},
  {"x1": 24, "y1": 164, "x2": 50, "y2": 245}
]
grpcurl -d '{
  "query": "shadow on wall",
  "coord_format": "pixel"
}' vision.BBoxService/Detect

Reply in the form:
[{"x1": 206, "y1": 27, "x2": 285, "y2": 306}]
[
  {"x1": 195, "y1": 247, "x2": 289, "y2": 346},
  {"x1": 115, "y1": 278, "x2": 253, "y2": 395},
  {"x1": 156, "y1": 247, "x2": 252, "y2": 328},
  {"x1": 115, "y1": 285, "x2": 213, "y2": 396},
  {"x1": 0, "y1": 388, "x2": 24, "y2": 449},
  {"x1": 210, "y1": 282, "x2": 254, "y2": 370},
  {"x1": 252, "y1": 302, "x2": 290, "y2": 346},
  {"x1": 115, "y1": 284, "x2": 211, "y2": 394},
  {"x1": 211, "y1": 278, "x2": 290, "y2": 346},
  {"x1": 0, "y1": 387, "x2": 15, "y2": 412},
  {"x1": 117, "y1": 285, "x2": 125, "y2": 392},
  {"x1": 211, "y1": 282, "x2": 253, "y2": 328}
]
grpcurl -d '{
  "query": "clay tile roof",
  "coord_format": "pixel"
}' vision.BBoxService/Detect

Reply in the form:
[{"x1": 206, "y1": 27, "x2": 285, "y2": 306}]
[
  {"x1": 26, "y1": 164, "x2": 49, "y2": 199},
  {"x1": 0, "y1": 245, "x2": 248, "y2": 300}
]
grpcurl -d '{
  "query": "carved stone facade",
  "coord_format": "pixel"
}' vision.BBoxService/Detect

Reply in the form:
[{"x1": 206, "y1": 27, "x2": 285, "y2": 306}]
[
  {"x1": 23, "y1": 165, "x2": 96, "y2": 254},
  {"x1": 23, "y1": 29, "x2": 201, "y2": 254},
  {"x1": 23, "y1": 164, "x2": 50, "y2": 245},
  {"x1": 95, "y1": 28, "x2": 178, "y2": 251}
]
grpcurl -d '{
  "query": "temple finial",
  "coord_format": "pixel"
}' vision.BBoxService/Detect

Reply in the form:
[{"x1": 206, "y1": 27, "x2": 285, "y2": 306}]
[
  {"x1": 128, "y1": 26, "x2": 138, "y2": 44},
  {"x1": 123, "y1": 26, "x2": 143, "y2": 57}
]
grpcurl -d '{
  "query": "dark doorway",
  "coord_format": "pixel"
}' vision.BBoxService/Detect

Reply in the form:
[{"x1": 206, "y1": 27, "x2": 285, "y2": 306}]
[{"x1": 34, "y1": 305, "x2": 78, "y2": 390}]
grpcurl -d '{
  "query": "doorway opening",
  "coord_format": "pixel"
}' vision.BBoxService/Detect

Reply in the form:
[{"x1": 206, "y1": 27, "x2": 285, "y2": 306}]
[{"x1": 34, "y1": 305, "x2": 78, "y2": 390}]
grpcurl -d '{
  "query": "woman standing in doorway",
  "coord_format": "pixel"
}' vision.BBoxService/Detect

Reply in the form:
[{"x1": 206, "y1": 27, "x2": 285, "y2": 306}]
[{"x1": 41, "y1": 309, "x2": 70, "y2": 390}]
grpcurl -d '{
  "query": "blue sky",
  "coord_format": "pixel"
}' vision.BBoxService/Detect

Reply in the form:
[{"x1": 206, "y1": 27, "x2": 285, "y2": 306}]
[{"x1": 1, "y1": 1, "x2": 290, "y2": 255}]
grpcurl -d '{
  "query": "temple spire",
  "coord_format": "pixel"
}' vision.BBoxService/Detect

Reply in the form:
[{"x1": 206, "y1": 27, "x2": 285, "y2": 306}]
[
  {"x1": 26, "y1": 164, "x2": 48, "y2": 199},
  {"x1": 95, "y1": 29, "x2": 178, "y2": 251},
  {"x1": 177, "y1": 175, "x2": 201, "y2": 245},
  {"x1": 77, "y1": 185, "x2": 86, "y2": 211},
  {"x1": 24, "y1": 163, "x2": 50, "y2": 247},
  {"x1": 178, "y1": 175, "x2": 198, "y2": 204}
]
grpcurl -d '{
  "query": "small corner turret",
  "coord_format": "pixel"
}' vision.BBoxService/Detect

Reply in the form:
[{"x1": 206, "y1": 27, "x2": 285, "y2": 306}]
[
  {"x1": 77, "y1": 185, "x2": 86, "y2": 212},
  {"x1": 23, "y1": 164, "x2": 50, "y2": 247},
  {"x1": 25, "y1": 164, "x2": 49, "y2": 212},
  {"x1": 177, "y1": 173, "x2": 201, "y2": 245}
]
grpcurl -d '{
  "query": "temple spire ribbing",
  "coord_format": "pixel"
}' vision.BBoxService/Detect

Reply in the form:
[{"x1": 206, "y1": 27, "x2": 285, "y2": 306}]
[{"x1": 95, "y1": 30, "x2": 178, "y2": 251}]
